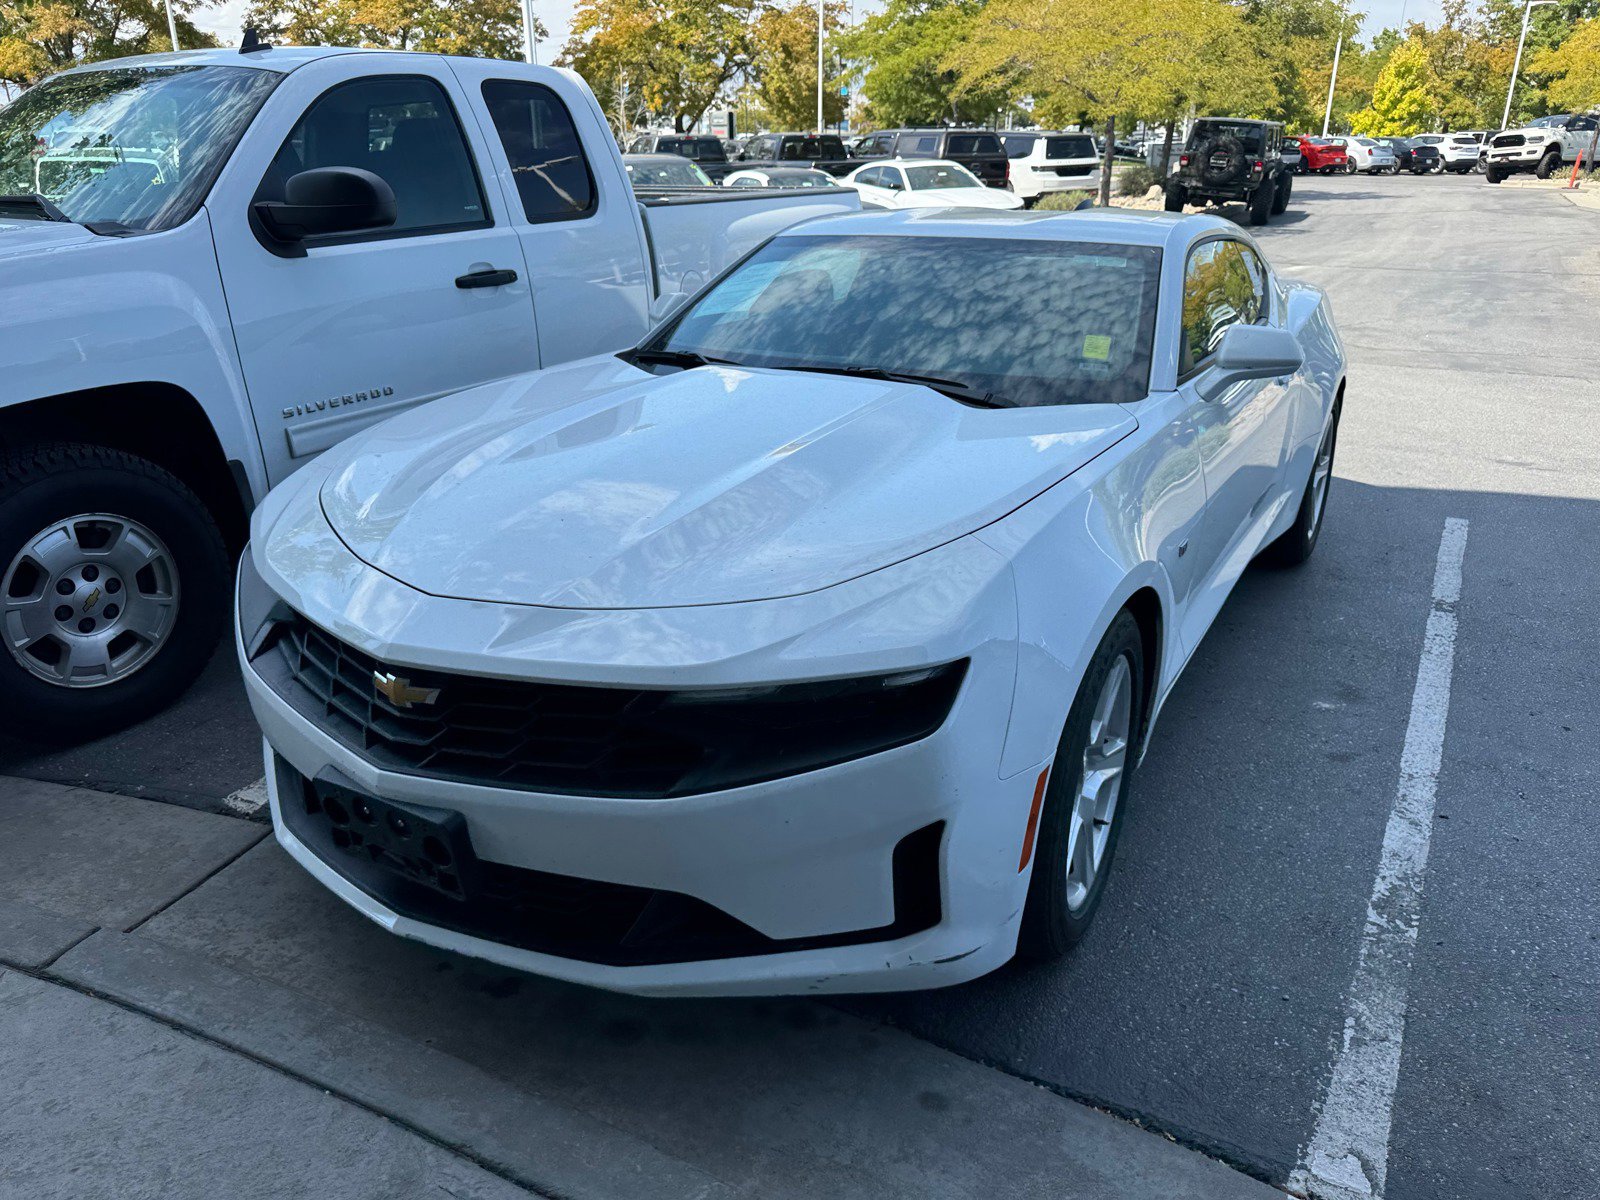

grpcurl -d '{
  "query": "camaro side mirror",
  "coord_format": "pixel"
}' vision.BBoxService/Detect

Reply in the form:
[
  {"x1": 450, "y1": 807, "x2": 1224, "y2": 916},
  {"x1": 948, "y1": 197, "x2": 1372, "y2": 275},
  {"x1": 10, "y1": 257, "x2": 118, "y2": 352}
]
[
  {"x1": 1196, "y1": 323, "x2": 1304, "y2": 400},
  {"x1": 254, "y1": 166, "x2": 397, "y2": 243},
  {"x1": 648, "y1": 290, "x2": 691, "y2": 325}
]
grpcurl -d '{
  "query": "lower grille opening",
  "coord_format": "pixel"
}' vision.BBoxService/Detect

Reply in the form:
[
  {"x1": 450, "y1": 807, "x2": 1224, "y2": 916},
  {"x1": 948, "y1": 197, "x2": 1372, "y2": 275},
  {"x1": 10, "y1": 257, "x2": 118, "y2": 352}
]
[{"x1": 280, "y1": 763, "x2": 944, "y2": 967}]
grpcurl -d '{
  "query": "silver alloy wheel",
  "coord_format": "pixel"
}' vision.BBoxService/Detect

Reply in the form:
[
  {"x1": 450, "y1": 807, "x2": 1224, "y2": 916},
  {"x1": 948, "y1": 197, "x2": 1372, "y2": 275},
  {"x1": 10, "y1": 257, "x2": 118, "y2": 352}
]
[
  {"x1": 1309, "y1": 424, "x2": 1336, "y2": 540},
  {"x1": 1065, "y1": 655, "x2": 1133, "y2": 913},
  {"x1": 1, "y1": 513, "x2": 180, "y2": 688}
]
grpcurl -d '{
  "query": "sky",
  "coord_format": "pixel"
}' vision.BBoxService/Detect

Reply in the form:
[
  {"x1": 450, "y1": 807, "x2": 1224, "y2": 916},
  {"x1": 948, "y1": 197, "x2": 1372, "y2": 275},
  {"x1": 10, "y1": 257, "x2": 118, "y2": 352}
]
[{"x1": 195, "y1": 0, "x2": 1445, "y2": 63}]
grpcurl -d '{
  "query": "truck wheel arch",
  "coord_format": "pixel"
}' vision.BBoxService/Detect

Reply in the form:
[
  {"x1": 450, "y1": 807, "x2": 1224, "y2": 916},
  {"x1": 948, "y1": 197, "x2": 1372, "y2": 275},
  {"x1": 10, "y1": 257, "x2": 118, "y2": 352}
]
[{"x1": 0, "y1": 383, "x2": 252, "y2": 551}]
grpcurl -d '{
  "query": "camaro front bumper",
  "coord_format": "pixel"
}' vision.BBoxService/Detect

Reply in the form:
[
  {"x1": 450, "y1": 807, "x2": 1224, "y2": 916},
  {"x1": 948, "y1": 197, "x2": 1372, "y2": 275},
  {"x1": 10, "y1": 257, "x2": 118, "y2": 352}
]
[{"x1": 236, "y1": 519, "x2": 1043, "y2": 996}]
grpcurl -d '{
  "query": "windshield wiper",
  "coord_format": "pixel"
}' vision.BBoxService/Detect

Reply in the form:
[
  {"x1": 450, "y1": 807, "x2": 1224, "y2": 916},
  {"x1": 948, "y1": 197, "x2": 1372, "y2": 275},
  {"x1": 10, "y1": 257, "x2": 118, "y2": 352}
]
[
  {"x1": 619, "y1": 347, "x2": 744, "y2": 370},
  {"x1": 774, "y1": 364, "x2": 1013, "y2": 409},
  {"x1": 0, "y1": 193, "x2": 72, "y2": 222}
]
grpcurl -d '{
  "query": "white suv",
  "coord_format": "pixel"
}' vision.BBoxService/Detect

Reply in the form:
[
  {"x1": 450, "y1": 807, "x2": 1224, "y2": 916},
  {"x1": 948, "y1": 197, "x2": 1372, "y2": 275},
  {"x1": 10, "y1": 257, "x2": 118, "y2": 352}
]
[{"x1": 999, "y1": 131, "x2": 1102, "y2": 205}]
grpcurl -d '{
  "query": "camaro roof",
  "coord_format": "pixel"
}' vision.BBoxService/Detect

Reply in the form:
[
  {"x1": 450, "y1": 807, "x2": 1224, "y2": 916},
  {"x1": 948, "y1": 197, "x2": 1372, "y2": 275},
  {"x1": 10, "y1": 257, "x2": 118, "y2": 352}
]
[{"x1": 780, "y1": 206, "x2": 1237, "y2": 251}]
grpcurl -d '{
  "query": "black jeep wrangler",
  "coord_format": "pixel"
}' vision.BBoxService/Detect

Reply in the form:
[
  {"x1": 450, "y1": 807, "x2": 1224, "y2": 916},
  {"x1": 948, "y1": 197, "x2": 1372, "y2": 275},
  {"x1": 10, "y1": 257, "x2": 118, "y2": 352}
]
[{"x1": 1164, "y1": 118, "x2": 1293, "y2": 225}]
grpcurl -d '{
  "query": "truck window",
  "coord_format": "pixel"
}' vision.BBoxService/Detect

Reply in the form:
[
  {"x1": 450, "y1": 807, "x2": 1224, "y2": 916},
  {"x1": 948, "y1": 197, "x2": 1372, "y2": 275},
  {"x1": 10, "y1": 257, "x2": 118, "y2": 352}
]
[
  {"x1": 947, "y1": 133, "x2": 1000, "y2": 155},
  {"x1": 481, "y1": 80, "x2": 596, "y2": 223},
  {"x1": 257, "y1": 76, "x2": 488, "y2": 238}
]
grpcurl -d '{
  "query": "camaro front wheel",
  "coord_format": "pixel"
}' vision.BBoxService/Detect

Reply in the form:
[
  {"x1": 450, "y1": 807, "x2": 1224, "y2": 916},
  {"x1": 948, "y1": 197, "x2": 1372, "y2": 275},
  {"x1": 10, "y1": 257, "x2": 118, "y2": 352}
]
[{"x1": 1018, "y1": 611, "x2": 1144, "y2": 960}]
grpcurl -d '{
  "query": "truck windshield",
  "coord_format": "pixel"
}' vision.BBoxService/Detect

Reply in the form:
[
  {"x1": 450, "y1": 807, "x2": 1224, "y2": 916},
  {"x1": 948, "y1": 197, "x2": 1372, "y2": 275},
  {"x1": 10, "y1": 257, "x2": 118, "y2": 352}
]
[
  {"x1": 644, "y1": 233, "x2": 1161, "y2": 408},
  {"x1": 0, "y1": 64, "x2": 278, "y2": 232}
]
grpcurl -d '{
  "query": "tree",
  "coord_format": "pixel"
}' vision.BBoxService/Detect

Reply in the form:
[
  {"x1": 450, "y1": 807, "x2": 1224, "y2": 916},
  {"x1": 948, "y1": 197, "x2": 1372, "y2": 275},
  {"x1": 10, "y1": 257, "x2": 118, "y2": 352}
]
[
  {"x1": 242, "y1": 0, "x2": 542, "y2": 60},
  {"x1": 559, "y1": 0, "x2": 758, "y2": 133},
  {"x1": 836, "y1": 0, "x2": 1008, "y2": 127},
  {"x1": 750, "y1": 1, "x2": 845, "y2": 131},
  {"x1": 1529, "y1": 16, "x2": 1600, "y2": 114},
  {"x1": 1350, "y1": 38, "x2": 1435, "y2": 132},
  {"x1": 0, "y1": 0, "x2": 218, "y2": 88}
]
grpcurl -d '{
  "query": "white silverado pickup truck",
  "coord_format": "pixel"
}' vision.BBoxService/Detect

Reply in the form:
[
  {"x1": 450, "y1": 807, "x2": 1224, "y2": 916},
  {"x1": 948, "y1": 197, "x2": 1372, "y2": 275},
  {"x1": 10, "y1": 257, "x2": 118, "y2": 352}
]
[
  {"x1": 0, "y1": 46, "x2": 857, "y2": 737},
  {"x1": 1485, "y1": 111, "x2": 1599, "y2": 181}
]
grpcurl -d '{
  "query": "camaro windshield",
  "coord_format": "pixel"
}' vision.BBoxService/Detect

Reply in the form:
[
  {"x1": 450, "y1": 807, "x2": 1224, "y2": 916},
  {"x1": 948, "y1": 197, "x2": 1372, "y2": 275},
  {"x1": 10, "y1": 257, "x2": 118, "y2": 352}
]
[
  {"x1": 905, "y1": 164, "x2": 982, "y2": 190},
  {"x1": 647, "y1": 234, "x2": 1162, "y2": 407},
  {"x1": 0, "y1": 65, "x2": 278, "y2": 232}
]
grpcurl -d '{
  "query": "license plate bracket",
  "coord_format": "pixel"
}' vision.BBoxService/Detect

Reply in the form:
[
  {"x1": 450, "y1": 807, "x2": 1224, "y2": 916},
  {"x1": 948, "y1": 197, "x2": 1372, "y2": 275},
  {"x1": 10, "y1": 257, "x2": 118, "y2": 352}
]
[{"x1": 309, "y1": 781, "x2": 481, "y2": 901}]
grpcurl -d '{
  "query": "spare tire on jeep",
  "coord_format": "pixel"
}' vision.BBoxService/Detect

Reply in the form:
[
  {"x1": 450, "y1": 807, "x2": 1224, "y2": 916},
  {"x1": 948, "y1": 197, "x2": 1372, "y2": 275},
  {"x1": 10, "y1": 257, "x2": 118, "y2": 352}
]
[{"x1": 1190, "y1": 135, "x2": 1249, "y2": 188}]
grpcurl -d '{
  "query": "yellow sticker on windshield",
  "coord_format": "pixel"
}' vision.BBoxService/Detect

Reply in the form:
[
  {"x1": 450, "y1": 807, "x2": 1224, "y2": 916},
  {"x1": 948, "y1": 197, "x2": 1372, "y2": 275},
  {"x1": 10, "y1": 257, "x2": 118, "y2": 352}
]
[{"x1": 1082, "y1": 335, "x2": 1112, "y2": 360}]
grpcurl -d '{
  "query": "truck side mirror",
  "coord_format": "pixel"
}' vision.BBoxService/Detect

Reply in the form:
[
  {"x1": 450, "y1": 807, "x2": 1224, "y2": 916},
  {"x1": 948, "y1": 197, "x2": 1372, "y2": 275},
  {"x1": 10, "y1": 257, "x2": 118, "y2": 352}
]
[{"x1": 253, "y1": 166, "x2": 397, "y2": 243}]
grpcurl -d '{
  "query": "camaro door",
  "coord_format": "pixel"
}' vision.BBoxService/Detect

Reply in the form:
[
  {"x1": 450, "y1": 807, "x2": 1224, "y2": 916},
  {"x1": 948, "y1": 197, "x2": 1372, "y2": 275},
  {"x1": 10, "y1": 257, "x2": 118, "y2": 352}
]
[
  {"x1": 1177, "y1": 237, "x2": 1294, "y2": 645},
  {"x1": 209, "y1": 55, "x2": 539, "y2": 486}
]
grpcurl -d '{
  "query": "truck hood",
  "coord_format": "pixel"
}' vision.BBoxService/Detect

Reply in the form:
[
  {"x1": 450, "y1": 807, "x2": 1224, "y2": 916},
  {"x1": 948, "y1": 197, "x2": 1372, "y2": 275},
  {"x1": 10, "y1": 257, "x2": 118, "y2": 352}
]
[
  {"x1": 0, "y1": 219, "x2": 96, "y2": 258},
  {"x1": 317, "y1": 355, "x2": 1135, "y2": 609}
]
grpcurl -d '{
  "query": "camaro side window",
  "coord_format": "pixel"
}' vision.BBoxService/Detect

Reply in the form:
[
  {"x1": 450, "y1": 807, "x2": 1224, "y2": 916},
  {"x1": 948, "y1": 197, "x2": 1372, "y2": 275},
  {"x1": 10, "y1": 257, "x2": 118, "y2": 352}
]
[
  {"x1": 1181, "y1": 240, "x2": 1259, "y2": 373},
  {"x1": 482, "y1": 80, "x2": 596, "y2": 222},
  {"x1": 258, "y1": 76, "x2": 486, "y2": 236}
]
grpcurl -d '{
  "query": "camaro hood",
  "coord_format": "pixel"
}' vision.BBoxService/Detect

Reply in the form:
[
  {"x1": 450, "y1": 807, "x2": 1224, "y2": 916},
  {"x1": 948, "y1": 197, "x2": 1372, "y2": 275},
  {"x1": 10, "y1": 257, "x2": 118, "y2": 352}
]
[{"x1": 318, "y1": 355, "x2": 1135, "y2": 608}]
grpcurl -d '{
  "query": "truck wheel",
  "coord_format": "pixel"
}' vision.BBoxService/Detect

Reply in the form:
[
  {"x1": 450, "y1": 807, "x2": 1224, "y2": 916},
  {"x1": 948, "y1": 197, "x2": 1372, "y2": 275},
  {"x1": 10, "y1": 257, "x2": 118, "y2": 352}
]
[
  {"x1": 0, "y1": 444, "x2": 228, "y2": 741},
  {"x1": 1485, "y1": 166, "x2": 1505, "y2": 184},
  {"x1": 1535, "y1": 149, "x2": 1561, "y2": 179},
  {"x1": 1248, "y1": 183, "x2": 1272, "y2": 225},
  {"x1": 1163, "y1": 185, "x2": 1187, "y2": 212},
  {"x1": 1270, "y1": 173, "x2": 1292, "y2": 215}
]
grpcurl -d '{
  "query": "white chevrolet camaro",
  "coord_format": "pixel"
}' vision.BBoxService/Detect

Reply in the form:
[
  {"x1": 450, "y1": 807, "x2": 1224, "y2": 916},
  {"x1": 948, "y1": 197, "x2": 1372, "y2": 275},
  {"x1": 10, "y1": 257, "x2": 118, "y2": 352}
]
[{"x1": 238, "y1": 209, "x2": 1346, "y2": 996}]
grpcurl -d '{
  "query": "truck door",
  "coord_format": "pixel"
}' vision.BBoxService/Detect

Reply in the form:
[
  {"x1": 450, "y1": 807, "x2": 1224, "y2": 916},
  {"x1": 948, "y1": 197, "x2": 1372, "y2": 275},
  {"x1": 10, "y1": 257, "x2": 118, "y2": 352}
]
[
  {"x1": 444, "y1": 60, "x2": 653, "y2": 370},
  {"x1": 208, "y1": 55, "x2": 539, "y2": 486}
]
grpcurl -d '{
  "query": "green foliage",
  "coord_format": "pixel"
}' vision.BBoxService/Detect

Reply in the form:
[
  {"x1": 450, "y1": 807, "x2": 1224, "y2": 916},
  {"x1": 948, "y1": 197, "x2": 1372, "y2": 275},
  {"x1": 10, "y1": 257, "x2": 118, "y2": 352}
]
[
  {"x1": 559, "y1": 0, "x2": 758, "y2": 133},
  {"x1": 243, "y1": 0, "x2": 542, "y2": 60},
  {"x1": 1116, "y1": 164, "x2": 1162, "y2": 195},
  {"x1": 836, "y1": 0, "x2": 1006, "y2": 126},
  {"x1": 1034, "y1": 189, "x2": 1093, "y2": 210},
  {"x1": 0, "y1": 0, "x2": 218, "y2": 87},
  {"x1": 750, "y1": 0, "x2": 846, "y2": 130},
  {"x1": 1351, "y1": 39, "x2": 1435, "y2": 133},
  {"x1": 1530, "y1": 16, "x2": 1600, "y2": 113}
]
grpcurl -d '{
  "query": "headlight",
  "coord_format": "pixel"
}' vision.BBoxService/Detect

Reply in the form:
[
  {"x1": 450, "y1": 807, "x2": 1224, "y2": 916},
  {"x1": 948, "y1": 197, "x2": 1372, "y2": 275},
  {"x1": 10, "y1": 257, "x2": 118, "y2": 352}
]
[{"x1": 236, "y1": 546, "x2": 292, "y2": 659}]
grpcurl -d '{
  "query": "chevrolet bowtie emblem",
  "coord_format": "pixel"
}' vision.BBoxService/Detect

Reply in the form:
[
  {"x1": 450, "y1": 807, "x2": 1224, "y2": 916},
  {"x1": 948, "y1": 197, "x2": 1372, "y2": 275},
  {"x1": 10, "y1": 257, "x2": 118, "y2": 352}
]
[{"x1": 373, "y1": 671, "x2": 440, "y2": 709}]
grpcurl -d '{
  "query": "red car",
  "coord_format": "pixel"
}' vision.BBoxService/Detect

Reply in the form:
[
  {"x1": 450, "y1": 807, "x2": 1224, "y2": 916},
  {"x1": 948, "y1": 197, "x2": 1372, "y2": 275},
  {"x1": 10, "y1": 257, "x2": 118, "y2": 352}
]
[{"x1": 1297, "y1": 137, "x2": 1348, "y2": 173}]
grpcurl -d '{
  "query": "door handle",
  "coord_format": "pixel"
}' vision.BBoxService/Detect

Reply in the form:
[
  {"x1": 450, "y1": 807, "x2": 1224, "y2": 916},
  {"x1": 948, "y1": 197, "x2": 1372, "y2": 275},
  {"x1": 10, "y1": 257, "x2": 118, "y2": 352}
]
[{"x1": 455, "y1": 268, "x2": 518, "y2": 289}]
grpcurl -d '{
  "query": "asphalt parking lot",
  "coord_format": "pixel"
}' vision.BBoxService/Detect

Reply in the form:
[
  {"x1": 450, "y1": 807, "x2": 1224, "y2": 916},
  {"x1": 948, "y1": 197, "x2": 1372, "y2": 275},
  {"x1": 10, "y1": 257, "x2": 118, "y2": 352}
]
[{"x1": 1, "y1": 171, "x2": 1594, "y2": 1200}]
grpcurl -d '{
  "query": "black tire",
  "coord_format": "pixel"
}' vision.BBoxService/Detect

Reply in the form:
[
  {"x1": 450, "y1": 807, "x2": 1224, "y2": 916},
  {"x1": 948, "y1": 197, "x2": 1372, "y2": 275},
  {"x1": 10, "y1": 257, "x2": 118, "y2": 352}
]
[
  {"x1": 1535, "y1": 149, "x2": 1560, "y2": 179},
  {"x1": 1485, "y1": 166, "x2": 1505, "y2": 183},
  {"x1": 1344, "y1": 157, "x2": 1359, "y2": 174},
  {"x1": 1163, "y1": 184, "x2": 1187, "y2": 212},
  {"x1": 1261, "y1": 402, "x2": 1341, "y2": 567},
  {"x1": 1248, "y1": 181, "x2": 1272, "y2": 225},
  {"x1": 0, "y1": 444, "x2": 228, "y2": 741},
  {"x1": 1017, "y1": 610, "x2": 1145, "y2": 960},
  {"x1": 1270, "y1": 172, "x2": 1292, "y2": 215}
]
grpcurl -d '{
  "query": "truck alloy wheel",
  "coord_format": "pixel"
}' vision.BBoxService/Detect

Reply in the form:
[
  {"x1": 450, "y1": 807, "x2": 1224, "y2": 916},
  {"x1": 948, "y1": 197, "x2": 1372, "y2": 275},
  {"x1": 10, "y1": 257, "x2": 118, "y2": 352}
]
[
  {"x1": 1535, "y1": 149, "x2": 1561, "y2": 179},
  {"x1": 0, "y1": 444, "x2": 228, "y2": 740}
]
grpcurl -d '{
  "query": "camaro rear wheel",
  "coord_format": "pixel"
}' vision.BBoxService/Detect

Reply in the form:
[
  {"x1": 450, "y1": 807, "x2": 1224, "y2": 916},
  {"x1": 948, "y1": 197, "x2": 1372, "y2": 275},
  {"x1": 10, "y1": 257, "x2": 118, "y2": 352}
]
[
  {"x1": 0, "y1": 444, "x2": 227, "y2": 740},
  {"x1": 1018, "y1": 611, "x2": 1144, "y2": 960},
  {"x1": 1262, "y1": 402, "x2": 1341, "y2": 567}
]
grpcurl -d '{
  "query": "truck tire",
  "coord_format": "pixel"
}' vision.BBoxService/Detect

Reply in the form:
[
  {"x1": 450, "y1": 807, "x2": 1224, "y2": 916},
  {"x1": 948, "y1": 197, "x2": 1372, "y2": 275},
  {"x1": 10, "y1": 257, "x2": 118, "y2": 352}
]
[
  {"x1": 1164, "y1": 184, "x2": 1187, "y2": 212},
  {"x1": 1535, "y1": 149, "x2": 1561, "y2": 179},
  {"x1": 1248, "y1": 183, "x2": 1272, "y2": 225},
  {"x1": 0, "y1": 444, "x2": 228, "y2": 741},
  {"x1": 1270, "y1": 172, "x2": 1292, "y2": 214},
  {"x1": 1485, "y1": 166, "x2": 1505, "y2": 184}
]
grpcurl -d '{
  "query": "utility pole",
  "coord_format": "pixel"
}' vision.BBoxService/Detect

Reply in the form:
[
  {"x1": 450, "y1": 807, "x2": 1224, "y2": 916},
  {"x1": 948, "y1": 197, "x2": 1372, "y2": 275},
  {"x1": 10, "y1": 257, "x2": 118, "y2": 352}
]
[
  {"x1": 522, "y1": 0, "x2": 538, "y2": 64},
  {"x1": 816, "y1": 0, "x2": 825, "y2": 135},
  {"x1": 1321, "y1": 8, "x2": 1346, "y2": 137},
  {"x1": 1502, "y1": 0, "x2": 1556, "y2": 131},
  {"x1": 164, "y1": 0, "x2": 179, "y2": 50}
]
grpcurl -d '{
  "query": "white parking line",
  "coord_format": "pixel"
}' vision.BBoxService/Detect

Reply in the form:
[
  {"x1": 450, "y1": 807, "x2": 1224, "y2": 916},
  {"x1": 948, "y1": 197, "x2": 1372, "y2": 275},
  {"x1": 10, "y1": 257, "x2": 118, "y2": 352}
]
[
  {"x1": 222, "y1": 777, "x2": 269, "y2": 817},
  {"x1": 1289, "y1": 517, "x2": 1469, "y2": 1200}
]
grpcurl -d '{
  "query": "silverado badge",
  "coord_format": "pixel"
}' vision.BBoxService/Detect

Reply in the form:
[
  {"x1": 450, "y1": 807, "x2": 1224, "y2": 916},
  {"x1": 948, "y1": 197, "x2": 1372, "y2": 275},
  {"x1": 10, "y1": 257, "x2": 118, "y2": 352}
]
[{"x1": 373, "y1": 671, "x2": 440, "y2": 709}]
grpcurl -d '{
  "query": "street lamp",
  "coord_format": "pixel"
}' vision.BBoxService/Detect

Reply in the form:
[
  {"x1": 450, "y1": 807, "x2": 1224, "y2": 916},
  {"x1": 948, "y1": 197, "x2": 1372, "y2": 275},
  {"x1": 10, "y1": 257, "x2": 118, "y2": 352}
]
[
  {"x1": 164, "y1": 0, "x2": 179, "y2": 50},
  {"x1": 1321, "y1": 5, "x2": 1348, "y2": 137},
  {"x1": 522, "y1": 0, "x2": 538, "y2": 64},
  {"x1": 816, "y1": 0, "x2": 824, "y2": 135},
  {"x1": 1502, "y1": 0, "x2": 1556, "y2": 131}
]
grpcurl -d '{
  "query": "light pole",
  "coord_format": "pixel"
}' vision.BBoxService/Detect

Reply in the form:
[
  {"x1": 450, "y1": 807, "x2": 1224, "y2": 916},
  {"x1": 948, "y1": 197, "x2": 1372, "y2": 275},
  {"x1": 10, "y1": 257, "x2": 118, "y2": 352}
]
[
  {"x1": 1502, "y1": 0, "x2": 1555, "y2": 131},
  {"x1": 522, "y1": 0, "x2": 538, "y2": 64},
  {"x1": 1321, "y1": 6, "x2": 1347, "y2": 137},
  {"x1": 164, "y1": 0, "x2": 179, "y2": 50},
  {"x1": 816, "y1": 0, "x2": 824, "y2": 135}
]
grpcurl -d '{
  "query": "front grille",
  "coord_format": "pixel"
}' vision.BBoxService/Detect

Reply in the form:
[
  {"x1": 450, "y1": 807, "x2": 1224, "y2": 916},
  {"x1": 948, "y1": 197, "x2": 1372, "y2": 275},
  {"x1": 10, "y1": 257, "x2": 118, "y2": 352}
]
[
  {"x1": 1493, "y1": 134, "x2": 1525, "y2": 148},
  {"x1": 252, "y1": 614, "x2": 964, "y2": 799},
  {"x1": 280, "y1": 762, "x2": 945, "y2": 966}
]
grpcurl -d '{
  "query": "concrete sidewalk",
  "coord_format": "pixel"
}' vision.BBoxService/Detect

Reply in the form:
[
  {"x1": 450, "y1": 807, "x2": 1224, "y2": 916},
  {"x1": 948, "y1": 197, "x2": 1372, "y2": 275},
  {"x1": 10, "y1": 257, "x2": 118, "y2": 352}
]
[{"x1": 0, "y1": 777, "x2": 1283, "y2": 1200}]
